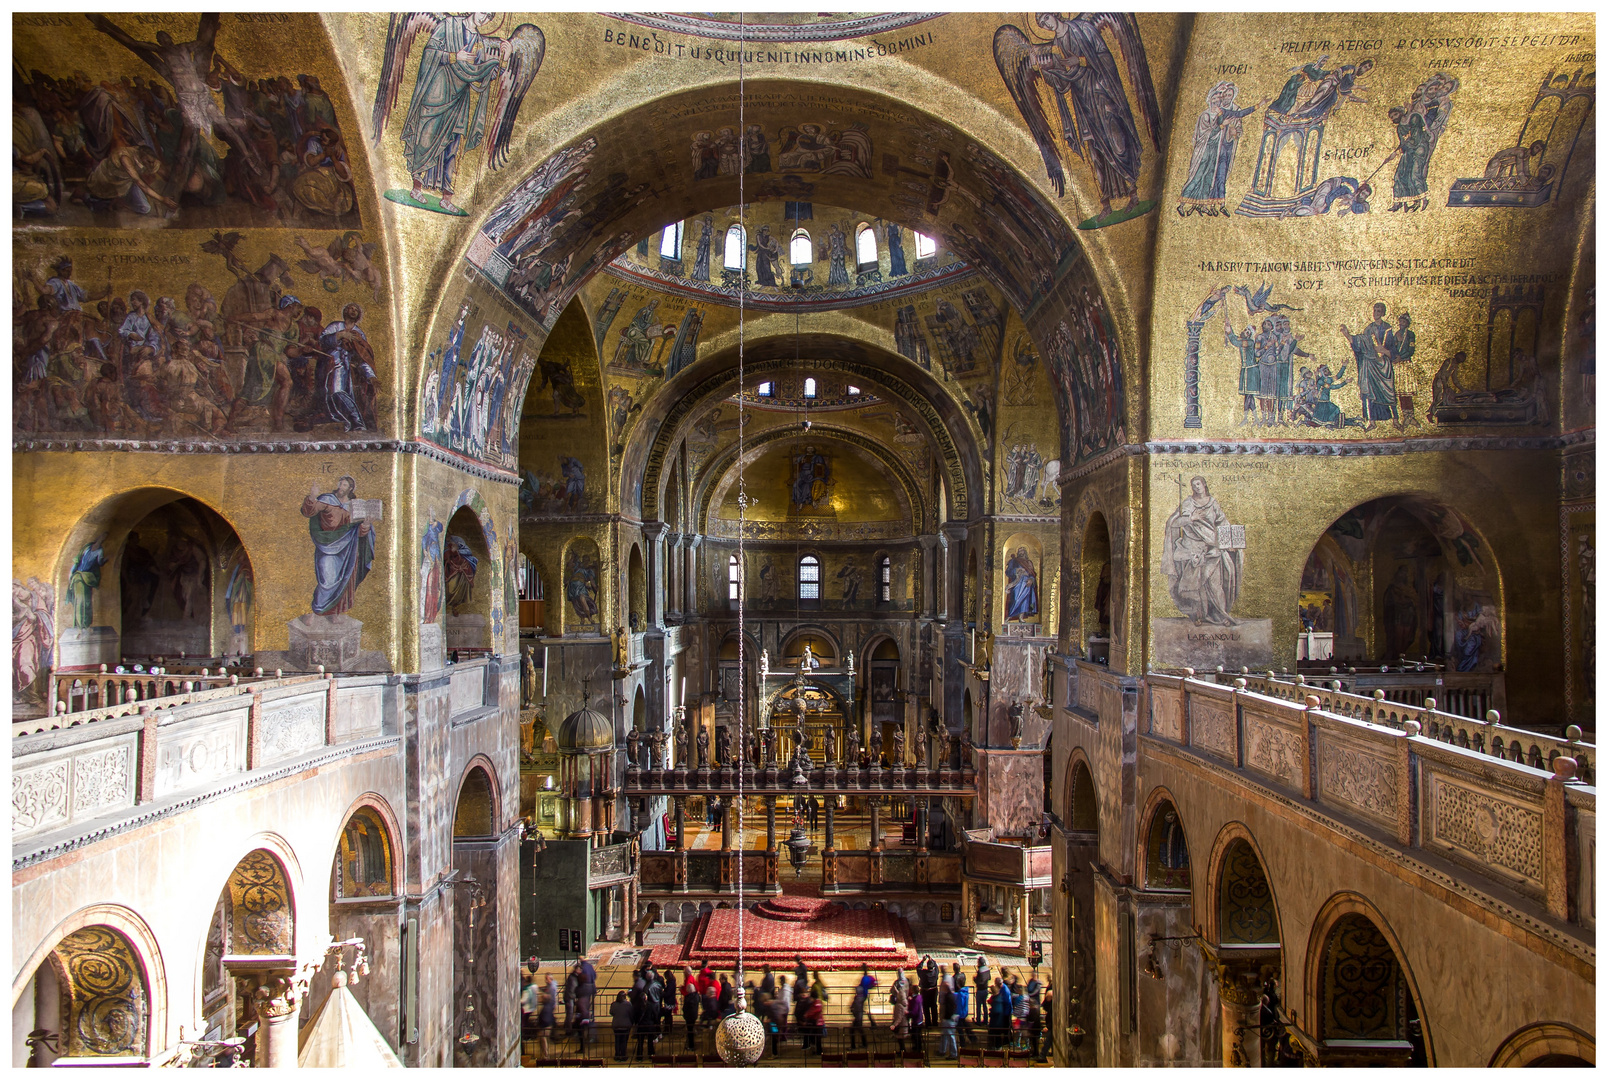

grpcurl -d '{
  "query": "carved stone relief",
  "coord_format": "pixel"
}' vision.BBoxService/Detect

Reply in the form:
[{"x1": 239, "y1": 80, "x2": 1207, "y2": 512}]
[
  {"x1": 1429, "y1": 774, "x2": 1544, "y2": 887},
  {"x1": 261, "y1": 699, "x2": 326, "y2": 763},
  {"x1": 71, "y1": 744, "x2": 134, "y2": 818},
  {"x1": 1317, "y1": 736, "x2": 1398, "y2": 825},
  {"x1": 12, "y1": 760, "x2": 69, "y2": 835},
  {"x1": 1243, "y1": 717, "x2": 1302, "y2": 787},
  {"x1": 1190, "y1": 699, "x2": 1235, "y2": 758}
]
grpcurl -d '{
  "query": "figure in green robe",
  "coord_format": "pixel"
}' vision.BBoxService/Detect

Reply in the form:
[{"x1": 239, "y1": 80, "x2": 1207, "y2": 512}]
[{"x1": 399, "y1": 16, "x2": 501, "y2": 211}]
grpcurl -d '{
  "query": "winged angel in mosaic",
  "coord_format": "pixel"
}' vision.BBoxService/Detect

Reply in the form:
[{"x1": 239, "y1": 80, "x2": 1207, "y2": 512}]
[
  {"x1": 372, "y1": 14, "x2": 545, "y2": 216},
  {"x1": 993, "y1": 13, "x2": 1161, "y2": 230}
]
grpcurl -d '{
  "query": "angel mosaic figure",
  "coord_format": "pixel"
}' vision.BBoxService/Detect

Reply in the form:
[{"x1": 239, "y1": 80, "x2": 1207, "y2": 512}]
[
  {"x1": 993, "y1": 13, "x2": 1162, "y2": 222},
  {"x1": 372, "y1": 14, "x2": 545, "y2": 215}
]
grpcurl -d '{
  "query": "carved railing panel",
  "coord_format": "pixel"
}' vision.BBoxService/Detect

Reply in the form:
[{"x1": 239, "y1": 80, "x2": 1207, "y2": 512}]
[{"x1": 1149, "y1": 673, "x2": 1594, "y2": 929}]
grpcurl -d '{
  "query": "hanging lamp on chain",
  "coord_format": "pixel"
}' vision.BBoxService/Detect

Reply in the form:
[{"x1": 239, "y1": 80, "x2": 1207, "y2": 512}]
[{"x1": 714, "y1": 13, "x2": 766, "y2": 1067}]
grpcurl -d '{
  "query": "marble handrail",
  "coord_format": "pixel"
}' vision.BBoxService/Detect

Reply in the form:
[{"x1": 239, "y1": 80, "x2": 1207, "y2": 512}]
[{"x1": 1208, "y1": 671, "x2": 1591, "y2": 785}]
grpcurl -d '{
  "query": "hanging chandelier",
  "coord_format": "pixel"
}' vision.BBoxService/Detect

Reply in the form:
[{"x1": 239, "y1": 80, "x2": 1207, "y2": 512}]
[{"x1": 714, "y1": 13, "x2": 766, "y2": 1066}]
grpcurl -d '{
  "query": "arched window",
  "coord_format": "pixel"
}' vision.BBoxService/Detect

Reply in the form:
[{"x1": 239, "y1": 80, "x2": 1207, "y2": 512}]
[
  {"x1": 879, "y1": 555, "x2": 892, "y2": 603},
  {"x1": 803, "y1": 377, "x2": 817, "y2": 398},
  {"x1": 728, "y1": 554, "x2": 741, "y2": 602},
  {"x1": 790, "y1": 229, "x2": 813, "y2": 265},
  {"x1": 855, "y1": 223, "x2": 878, "y2": 268},
  {"x1": 799, "y1": 555, "x2": 821, "y2": 600},
  {"x1": 723, "y1": 224, "x2": 746, "y2": 269},
  {"x1": 914, "y1": 232, "x2": 937, "y2": 259},
  {"x1": 659, "y1": 220, "x2": 684, "y2": 259}
]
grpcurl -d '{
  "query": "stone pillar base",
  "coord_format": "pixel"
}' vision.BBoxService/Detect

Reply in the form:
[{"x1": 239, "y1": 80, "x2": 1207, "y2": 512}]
[
  {"x1": 288, "y1": 613, "x2": 363, "y2": 671},
  {"x1": 58, "y1": 626, "x2": 119, "y2": 668},
  {"x1": 446, "y1": 613, "x2": 488, "y2": 650},
  {"x1": 419, "y1": 622, "x2": 445, "y2": 672}
]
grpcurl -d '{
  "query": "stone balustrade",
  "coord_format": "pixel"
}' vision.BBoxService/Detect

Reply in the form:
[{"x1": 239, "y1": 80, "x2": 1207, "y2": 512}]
[
  {"x1": 22, "y1": 670, "x2": 324, "y2": 737},
  {"x1": 1208, "y1": 671, "x2": 1592, "y2": 784},
  {"x1": 1147, "y1": 673, "x2": 1595, "y2": 926},
  {"x1": 12, "y1": 672, "x2": 397, "y2": 851}
]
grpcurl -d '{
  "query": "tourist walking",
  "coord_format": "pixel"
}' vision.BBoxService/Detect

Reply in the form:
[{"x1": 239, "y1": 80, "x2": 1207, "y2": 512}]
[
  {"x1": 804, "y1": 992, "x2": 826, "y2": 1054},
  {"x1": 610, "y1": 990, "x2": 634, "y2": 1061},
  {"x1": 938, "y1": 982, "x2": 958, "y2": 1059},
  {"x1": 659, "y1": 968, "x2": 676, "y2": 1042},
  {"x1": 989, "y1": 979, "x2": 1011, "y2": 1049},
  {"x1": 536, "y1": 975, "x2": 557, "y2": 1059},
  {"x1": 765, "y1": 991, "x2": 789, "y2": 1057},
  {"x1": 908, "y1": 984, "x2": 927, "y2": 1058},
  {"x1": 890, "y1": 981, "x2": 909, "y2": 1052},
  {"x1": 955, "y1": 975, "x2": 975, "y2": 1048},
  {"x1": 975, "y1": 956, "x2": 991, "y2": 1023},
  {"x1": 681, "y1": 970, "x2": 701, "y2": 1049},
  {"x1": 850, "y1": 964, "x2": 875, "y2": 1047},
  {"x1": 1027, "y1": 995, "x2": 1044, "y2": 1062}
]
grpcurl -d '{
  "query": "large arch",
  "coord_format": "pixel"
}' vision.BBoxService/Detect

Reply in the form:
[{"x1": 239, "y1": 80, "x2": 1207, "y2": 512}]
[
  {"x1": 695, "y1": 423, "x2": 927, "y2": 537},
  {"x1": 1136, "y1": 786, "x2": 1192, "y2": 895},
  {"x1": 1488, "y1": 1022, "x2": 1595, "y2": 1068},
  {"x1": 1204, "y1": 824, "x2": 1282, "y2": 949},
  {"x1": 1064, "y1": 749, "x2": 1100, "y2": 834},
  {"x1": 452, "y1": 757, "x2": 503, "y2": 838},
  {"x1": 12, "y1": 904, "x2": 169, "y2": 1064},
  {"x1": 639, "y1": 334, "x2": 982, "y2": 525},
  {"x1": 330, "y1": 793, "x2": 404, "y2": 900},
  {"x1": 399, "y1": 76, "x2": 1133, "y2": 528},
  {"x1": 1293, "y1": 492, "x2": 1507, "y2": 672},
  {"x1": 1303, "y1": 892, "x2": 1433, "y2": 1067}
]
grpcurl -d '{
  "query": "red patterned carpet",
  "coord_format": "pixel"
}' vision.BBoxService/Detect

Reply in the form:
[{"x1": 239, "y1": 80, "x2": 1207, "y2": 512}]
[{"x1": 650, "y1": 899, "x2": 917, "y2": 970}]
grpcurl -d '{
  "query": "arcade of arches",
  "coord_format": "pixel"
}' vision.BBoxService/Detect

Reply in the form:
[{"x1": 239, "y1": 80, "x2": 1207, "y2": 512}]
[{"x1": 10, "y1": 11, "x2": 1594, "y2": 1069}]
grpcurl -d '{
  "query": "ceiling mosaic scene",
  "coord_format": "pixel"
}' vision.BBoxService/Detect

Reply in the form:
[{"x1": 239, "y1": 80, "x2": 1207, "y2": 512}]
[{"x1": 11, "y1": 11, "x2": 1594, "y2": 1071}]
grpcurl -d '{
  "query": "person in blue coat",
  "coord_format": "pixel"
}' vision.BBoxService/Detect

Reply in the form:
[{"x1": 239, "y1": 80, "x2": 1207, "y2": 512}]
[{"x1": 989, "y1": 980, "x2": 1012, "y2": 1049}]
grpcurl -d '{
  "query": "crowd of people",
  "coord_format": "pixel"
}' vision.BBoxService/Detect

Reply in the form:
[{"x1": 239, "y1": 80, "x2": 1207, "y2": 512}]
[{"x1": 519, "y1": 952, "x2": 1053, "y2": 1064}]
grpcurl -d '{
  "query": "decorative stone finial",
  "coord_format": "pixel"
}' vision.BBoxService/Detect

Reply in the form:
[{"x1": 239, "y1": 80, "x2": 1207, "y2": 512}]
[
  {"x1": 1373, "y1": 690, "x2": 1386, "y2": 702},
  {"x1": 1423, "y1": 697, "x2": 1436, "y2": 712},
  {"x1": 1183, "y1": 667, "x2": 1195, "y2": 677},
  {"x1": 1553, "y1": 756, "x2": 1579, "y2": 782},
  {"x1": 1403, "y1": 720, "x2": 1421, "y2": 737},
  {"x1": 1305, "y1": 694, "x2": 1321, "y2": 709},
  {"x1": 1295, "y1": 674, "x2": 1305, "y2": 685},
  {"x1": 1566, "y1": 724, "x2": 1582, "y2": 743},
  {"x1": 1233, "y1": 678, "x2": 1247, "y2": 690}
]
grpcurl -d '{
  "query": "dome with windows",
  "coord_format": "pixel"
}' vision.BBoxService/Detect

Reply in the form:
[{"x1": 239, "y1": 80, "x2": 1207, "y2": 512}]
[{"x1": 606, "y1": 201, "x2": 965, "y2": 312}]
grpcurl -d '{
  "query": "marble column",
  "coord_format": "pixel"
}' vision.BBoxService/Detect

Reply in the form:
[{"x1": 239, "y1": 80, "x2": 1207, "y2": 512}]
[
  {"x1": 226, "y1": 965, "x2": 308, "y2": 1070},
  {"x1": 684, "y1": 537, "x2": 702, "y2": 615},
  {"x1": 917, "y1": 535, "x2": 939, "y2": 619},
  {"x1": 1018, "y1": 890, "x2": 1030, "y2": 955},
  {"x1": 645, "y1": 522, "x2": 669, "y2": 628},
  {"x1": 916, "y1": 801, "x2": 928, "y2": 854},
  {"x1": 720, "y1": 800, "x2": 731, "y2": 851},
  {"x1": 869, "y1": 799, "x2": 881, "y2": 851},
  {"x1": 1219, "y1": 970, "x2": 1263, "y2": 1068},
  {"x1": 673, "y1": 797, "x2": 685, "y2": 850},
  {"x1": 824, "y1": 800, "x2": 836, "y2": 851},
  {"x1": 765, "y1": 796, "x2": 776, "y2": 850},
  {"x1": 666, "y1": 536, "x2": 683, "y2": 621},
  {"x1": 941, "y1": 523, "x2": 968, "y2": 622}
]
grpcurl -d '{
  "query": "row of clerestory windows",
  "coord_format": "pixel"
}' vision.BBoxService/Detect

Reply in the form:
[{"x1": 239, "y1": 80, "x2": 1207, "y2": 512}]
[{"x1": 656, "y1": 221, "x2": 935, "y2": 272}]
